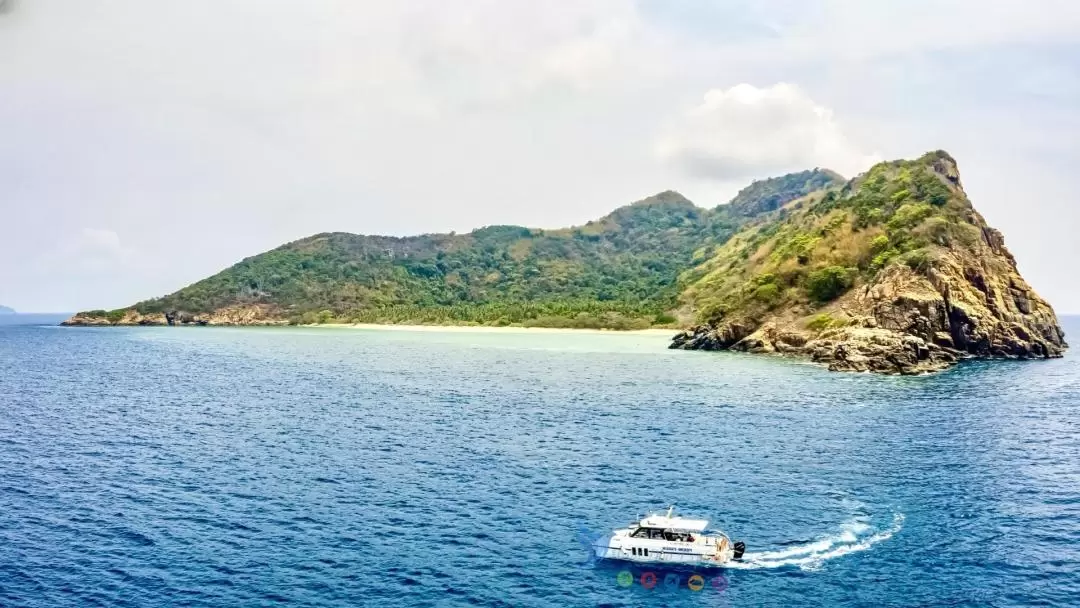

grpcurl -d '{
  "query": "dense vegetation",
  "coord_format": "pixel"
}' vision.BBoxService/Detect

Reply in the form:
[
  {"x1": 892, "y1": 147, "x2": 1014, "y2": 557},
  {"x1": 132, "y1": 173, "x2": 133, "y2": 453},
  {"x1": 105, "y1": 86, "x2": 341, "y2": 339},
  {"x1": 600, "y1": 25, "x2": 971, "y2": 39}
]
[
  {"x1": 680, "y1": 150, "x2": 976, "y2": 327},
  {"x1": 88, "y1": 170, "x2": 848, "y2": 328},
  {"x1": 725, "y1": 169, "x2": 844, "y2": 217}
]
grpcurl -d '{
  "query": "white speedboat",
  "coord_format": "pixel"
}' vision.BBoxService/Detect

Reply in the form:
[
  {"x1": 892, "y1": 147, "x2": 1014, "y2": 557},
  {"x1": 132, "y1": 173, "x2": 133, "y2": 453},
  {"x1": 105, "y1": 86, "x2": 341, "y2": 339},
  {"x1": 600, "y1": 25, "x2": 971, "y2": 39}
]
[{"x1": 593, "y1": 506, "x2": 745, "y2": 566}]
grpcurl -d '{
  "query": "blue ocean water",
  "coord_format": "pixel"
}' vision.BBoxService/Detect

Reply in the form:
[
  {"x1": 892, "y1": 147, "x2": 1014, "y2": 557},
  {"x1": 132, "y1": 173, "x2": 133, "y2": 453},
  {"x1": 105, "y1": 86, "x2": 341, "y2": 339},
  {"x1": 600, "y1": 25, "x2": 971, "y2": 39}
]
[{"x1": 1, "y1": 320, "x2": 1078, "y2": 607}]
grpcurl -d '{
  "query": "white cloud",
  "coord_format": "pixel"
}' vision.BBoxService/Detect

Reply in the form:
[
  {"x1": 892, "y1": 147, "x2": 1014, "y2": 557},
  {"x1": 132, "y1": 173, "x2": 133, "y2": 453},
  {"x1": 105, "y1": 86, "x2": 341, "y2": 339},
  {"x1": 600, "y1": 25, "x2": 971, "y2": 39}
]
[
  {"x1": 655, "y1": 83, "x2": 879, "y2": 180},
  {"x1": 36, "y1": 228, "x2": 142, "y2": 274},
  {"x1": 2, "y1": 0, "x2": 1079, "y2": 311}
]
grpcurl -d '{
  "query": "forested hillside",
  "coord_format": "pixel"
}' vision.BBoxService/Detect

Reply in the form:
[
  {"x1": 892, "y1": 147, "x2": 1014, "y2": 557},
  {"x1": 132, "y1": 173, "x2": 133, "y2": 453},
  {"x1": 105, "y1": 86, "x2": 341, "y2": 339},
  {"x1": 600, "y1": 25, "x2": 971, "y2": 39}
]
[
  {"x1": 672, "y1": 151, "x2": 1066, "y2": 373},
  {"x1": 67, "y1": 170, "x2": 844, "y2": 328}
]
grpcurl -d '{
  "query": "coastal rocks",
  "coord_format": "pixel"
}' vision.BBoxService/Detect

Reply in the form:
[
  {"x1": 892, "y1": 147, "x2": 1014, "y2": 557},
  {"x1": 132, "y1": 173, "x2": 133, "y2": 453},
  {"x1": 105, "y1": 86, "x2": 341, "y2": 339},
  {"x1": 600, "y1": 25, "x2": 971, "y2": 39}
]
[
  {"x1": 61, "y1": 310, "x2": 168, "y2": 326},
  {"x1": 804, "y1": 327, "x2": 958, "y2": 375},
  {"x1": 61, "y1": 305, "x2": 288, "y2": 327},
  {"x1": 670, "y1": 250, "x2": 1066, "y2": 375},
  {"x1": 203, "y1": 305, "x2": 289, "y2": 326},
  {"x1": 670, "y1": 320, "x2": 754, "y2": 351}
]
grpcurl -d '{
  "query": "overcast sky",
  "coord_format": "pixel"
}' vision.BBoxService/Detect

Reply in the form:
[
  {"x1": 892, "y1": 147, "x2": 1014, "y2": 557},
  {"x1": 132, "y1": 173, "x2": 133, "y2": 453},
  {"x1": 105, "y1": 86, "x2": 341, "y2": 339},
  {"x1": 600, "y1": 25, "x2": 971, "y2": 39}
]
[{"x1": 1, "y1": 0, "x2": 1078, "y2": 313}]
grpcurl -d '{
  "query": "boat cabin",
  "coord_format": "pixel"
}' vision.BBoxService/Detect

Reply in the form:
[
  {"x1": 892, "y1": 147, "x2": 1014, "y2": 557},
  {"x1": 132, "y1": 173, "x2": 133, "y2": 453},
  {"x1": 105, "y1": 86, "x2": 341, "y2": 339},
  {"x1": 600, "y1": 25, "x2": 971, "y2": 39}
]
[
  {"x1": 627, "y1": 509, "x2": 709, "y2": 543},
  {"x1": 629, "y1": 527, "x2": 697, "y2": 542}
]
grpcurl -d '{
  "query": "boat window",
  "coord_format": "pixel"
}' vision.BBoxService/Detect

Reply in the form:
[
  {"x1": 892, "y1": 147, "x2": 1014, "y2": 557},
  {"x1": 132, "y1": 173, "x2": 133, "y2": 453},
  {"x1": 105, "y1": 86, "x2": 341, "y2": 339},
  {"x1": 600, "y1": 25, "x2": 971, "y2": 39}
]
[
  {"x1": 644, "y1": 548, "x2": 649, "y2": 556},
  {"x1": 631, "y1": 528, "x2": 653, "y2": 538},
  {"x1": 650, "y1": 529, "x2": 664, "y2": 540}
]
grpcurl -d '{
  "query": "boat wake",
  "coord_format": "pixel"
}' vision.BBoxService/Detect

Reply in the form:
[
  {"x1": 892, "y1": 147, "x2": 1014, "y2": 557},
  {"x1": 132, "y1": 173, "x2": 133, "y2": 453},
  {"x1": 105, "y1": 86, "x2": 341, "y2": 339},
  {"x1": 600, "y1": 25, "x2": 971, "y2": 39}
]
[{"x1": 727, "y1": 512, "x2": 904, "y2": 571}]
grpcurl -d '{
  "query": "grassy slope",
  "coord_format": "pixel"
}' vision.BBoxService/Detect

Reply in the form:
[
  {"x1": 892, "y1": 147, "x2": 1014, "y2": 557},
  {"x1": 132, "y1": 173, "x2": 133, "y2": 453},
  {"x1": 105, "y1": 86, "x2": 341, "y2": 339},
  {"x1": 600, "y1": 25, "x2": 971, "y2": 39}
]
[
  {"x1": 83, "y1": 170, "x2": 845, "y2": 328},
  {"x1": 679, "y1": 150, "x2": 979, "y2": 329}
]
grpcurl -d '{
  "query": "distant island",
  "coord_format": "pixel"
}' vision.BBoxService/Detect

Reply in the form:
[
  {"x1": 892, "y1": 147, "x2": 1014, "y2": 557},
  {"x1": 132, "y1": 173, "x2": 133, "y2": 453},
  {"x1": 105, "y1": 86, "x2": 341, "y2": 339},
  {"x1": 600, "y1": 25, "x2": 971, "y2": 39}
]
[
  {"x1": 0, "y1": 305, "x2": 15, "y2": 315},
  {"x1": 63, "y1": 151, "x2": 1067, "y2": 374}
]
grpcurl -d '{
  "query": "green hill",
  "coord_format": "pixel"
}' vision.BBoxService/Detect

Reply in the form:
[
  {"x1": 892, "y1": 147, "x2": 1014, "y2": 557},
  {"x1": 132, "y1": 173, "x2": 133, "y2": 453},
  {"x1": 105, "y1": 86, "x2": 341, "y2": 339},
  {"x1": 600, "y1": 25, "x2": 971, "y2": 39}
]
[
  {"x1": 672, "y1": 151, "x2": 1066, "y2": 373},
  {"x1": 64, "y1": 170, "x2": 844, "y2": 329}
]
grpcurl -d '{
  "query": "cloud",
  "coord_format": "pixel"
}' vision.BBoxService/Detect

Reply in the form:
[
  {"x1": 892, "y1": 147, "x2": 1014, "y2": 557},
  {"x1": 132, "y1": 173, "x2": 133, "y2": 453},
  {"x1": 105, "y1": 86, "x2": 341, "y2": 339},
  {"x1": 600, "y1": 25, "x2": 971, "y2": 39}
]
[
  {"x1": 35, "y1": 228, "x2": 142, "y2": 274},
  {"x1": 654, "y1": 83, "x2": 879, "y2": 180},
  {"x1": 2, "y1": 1, "x2": 1079, "y2": 311}
]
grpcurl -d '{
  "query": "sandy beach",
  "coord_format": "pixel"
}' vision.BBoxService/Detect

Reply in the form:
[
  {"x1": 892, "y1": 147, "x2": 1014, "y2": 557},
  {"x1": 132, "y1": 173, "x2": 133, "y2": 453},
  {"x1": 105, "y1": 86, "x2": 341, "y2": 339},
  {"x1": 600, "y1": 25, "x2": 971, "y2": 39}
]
[{"x1": 306, "y1": 323, "x2": 679, "y2": 337}]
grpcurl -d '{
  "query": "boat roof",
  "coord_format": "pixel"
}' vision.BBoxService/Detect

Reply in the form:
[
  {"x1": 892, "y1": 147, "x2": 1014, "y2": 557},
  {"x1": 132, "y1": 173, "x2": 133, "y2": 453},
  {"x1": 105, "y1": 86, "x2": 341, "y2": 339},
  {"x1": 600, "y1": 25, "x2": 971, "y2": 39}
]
[{"x1": 638, "y1": 514, "x2": 709, "y2": 532}]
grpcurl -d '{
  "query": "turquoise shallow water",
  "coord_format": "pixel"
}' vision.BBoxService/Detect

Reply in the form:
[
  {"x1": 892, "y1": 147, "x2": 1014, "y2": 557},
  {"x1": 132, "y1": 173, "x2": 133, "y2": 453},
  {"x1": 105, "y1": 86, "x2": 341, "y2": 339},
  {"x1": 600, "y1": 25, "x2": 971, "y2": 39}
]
[{"x1": 1, "y1": 320, "x2": 1078, "y2": 607}]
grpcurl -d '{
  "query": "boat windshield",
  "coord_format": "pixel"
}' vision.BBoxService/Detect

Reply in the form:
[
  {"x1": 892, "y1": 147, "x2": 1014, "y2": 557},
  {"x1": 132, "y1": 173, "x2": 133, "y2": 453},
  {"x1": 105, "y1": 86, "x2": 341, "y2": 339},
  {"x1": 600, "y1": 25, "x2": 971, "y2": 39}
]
[{"x1": 630, "y1": 527, "x2": 695, "y2": 542}]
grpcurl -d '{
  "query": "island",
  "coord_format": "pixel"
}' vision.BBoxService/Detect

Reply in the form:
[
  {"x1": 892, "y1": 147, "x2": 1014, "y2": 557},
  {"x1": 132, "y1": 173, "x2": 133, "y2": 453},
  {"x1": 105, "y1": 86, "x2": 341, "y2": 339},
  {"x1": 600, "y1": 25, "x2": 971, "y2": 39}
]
[
  {"x1": 0, "y1": 305, "x2": 15, "y2": 315},
  {"x1": 63, "y1": 151, "x2": 1067, "y2": 374}
]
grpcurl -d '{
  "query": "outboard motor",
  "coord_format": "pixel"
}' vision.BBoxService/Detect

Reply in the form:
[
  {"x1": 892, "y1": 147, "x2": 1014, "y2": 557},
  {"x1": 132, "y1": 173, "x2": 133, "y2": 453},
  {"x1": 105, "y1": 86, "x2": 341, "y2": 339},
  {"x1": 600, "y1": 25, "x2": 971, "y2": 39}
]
[{"x1": 733, "y1": 541, "x2": 746, "y2": 560}]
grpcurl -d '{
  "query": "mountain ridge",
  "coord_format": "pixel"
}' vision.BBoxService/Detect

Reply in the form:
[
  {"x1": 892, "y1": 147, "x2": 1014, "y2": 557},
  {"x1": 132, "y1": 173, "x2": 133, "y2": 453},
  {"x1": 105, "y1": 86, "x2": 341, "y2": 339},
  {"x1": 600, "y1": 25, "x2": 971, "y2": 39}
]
[
  {"x1": 62, "y1": 153, "x2": 1066, "y2": 374},
  {"x1": 62, "y1": 170, "x2": 842, "y2": 329}
]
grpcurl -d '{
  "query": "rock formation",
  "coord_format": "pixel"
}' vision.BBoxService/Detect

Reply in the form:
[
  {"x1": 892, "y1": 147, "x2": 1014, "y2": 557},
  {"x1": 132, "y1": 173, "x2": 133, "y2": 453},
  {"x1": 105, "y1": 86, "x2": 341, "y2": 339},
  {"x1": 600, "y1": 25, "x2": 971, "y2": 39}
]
[
  {"x1": 671, "y1": 151, "x2": 1066, "y2": 374},
  {"x1": 60, "y1": 305, "x2": 288, "y2": 327}
]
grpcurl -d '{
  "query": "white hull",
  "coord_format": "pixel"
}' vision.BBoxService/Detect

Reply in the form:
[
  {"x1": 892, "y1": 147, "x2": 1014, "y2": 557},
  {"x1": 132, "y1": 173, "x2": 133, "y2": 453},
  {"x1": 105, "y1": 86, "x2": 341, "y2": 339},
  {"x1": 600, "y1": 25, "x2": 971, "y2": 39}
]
[
  {"x1": 593, "y1": 533, "x2": 736, "y2": 566},
  {"x1": 593, "y1": 508, "x2": 743, "y2": 567}
]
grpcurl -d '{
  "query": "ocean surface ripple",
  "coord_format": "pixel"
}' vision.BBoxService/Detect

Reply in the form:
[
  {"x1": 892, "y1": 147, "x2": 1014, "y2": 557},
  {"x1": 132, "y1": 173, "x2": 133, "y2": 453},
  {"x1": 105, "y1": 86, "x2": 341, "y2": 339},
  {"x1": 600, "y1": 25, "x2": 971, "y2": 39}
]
[{"x1": 1, "y1": 319, "x2": 1079, "y2": 607}]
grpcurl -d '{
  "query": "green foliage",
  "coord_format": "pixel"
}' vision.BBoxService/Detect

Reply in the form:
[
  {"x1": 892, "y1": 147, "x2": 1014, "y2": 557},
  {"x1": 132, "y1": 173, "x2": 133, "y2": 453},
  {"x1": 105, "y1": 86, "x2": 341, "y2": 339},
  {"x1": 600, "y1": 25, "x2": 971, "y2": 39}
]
[
  {"x1": 105, "y1": 309, "x2": 127, "y2": 323},
  {"x1": 822, "y1": 213, "x2": 848, "y2": 235},
  {"x1": 847, "y1": 161, "x2": 955, "y2": 229},
  {"x1": 805, "y1": 266, "x2": 855, "y2": 302},
  {"x1": 805, "y1": 313, "x2": 849, "y2": 331},
  {"x1": 336, "y1": 300, "x2": 660, "y2": 329},
  {"x1": 871, "y1": 248, "x2": 900, "y2": 271},
  {"x1": 886, "y1": 203, "x2": 935, "y2": 233},
  {"x1": 911, "y1": 170, "x2": 951, "y2": 206},
  {"x1": 900, "y1": 248, "x2": 934, "y2": 273},
  {"x1": 752, "y1": 283, "x2": 781, "y2": 305},
  {"x1": 869, "y1": 235, "x2": 890, "y2": 254},
  {"x1": 653, "y1": 312, "x2": 677, "y2": 325},
  {"x1": 124, "y1": 189, "x2": 772, "y2": 327},
  {"x1": 679, "y1": 150, "x2": 984, "y2": 326},
  {"x1": 84, "y1": 310, "x2": 108, "y2": 318},
  {"x1": 771, "y1": 232, "x2": 822, "y2": 264},
  {"x1": 724, "y1": 169, "x2": 844, "y2": 217}
]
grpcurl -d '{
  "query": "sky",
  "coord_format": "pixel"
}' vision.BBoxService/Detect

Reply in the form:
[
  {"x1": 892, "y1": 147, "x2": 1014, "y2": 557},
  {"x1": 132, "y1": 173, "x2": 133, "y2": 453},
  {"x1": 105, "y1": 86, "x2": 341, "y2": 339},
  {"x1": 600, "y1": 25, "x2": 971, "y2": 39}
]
[{"x1": 1, "y1": 0, "x2": 1079, "y2": 313}]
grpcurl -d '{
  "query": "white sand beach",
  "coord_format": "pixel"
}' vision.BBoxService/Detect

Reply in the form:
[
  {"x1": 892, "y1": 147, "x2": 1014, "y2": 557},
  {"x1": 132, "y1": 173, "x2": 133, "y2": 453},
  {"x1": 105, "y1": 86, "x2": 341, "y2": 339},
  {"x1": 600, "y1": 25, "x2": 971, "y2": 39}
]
[{"x1": 307, "y1": 323, "x2": 679, "y2": 337}]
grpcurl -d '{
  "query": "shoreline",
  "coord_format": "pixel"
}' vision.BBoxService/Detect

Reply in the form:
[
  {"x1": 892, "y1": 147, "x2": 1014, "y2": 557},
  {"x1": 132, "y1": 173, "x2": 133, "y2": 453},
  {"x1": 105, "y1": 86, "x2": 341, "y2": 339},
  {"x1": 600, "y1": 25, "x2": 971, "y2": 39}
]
[{"x1": 302, "y1": 323, "x2": 679, "y2": 336}]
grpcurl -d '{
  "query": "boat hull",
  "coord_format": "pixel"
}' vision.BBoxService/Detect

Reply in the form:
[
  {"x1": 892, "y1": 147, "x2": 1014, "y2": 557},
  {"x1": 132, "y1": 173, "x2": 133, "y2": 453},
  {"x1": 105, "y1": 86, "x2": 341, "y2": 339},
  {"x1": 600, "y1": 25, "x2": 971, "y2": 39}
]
[{"x1": 593, "y1": 536, "x2": 734, "y2": 567}]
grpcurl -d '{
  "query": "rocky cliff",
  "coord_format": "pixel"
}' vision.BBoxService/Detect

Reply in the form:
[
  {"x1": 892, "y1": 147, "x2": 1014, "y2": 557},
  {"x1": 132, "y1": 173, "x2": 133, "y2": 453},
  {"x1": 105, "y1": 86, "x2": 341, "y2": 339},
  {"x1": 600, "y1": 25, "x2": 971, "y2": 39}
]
[
  {"x1": 61, "y1": 305, "x2": 289, "y2": 327},
  {"x1": 671, "y1": 151, "x2": 1066, "y2": 374}
]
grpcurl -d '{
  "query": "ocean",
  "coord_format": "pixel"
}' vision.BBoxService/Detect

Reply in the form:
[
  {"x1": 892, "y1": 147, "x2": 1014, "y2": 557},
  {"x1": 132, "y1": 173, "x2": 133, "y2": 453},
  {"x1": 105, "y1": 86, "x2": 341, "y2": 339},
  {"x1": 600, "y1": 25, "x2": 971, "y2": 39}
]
[{"x1": 1, "y1": 319, "x2": 1078, "y2": 607}]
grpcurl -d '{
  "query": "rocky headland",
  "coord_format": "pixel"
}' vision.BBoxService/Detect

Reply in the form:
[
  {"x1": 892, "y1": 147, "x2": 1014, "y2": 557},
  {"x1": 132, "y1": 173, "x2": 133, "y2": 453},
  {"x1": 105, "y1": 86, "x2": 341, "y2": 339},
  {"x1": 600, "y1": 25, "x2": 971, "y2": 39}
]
[
  {"x1": 61, "y1": 305, "x2": 288, "y2": 327},
  {"x1": 670, "y1": 151, "x2": 1065, "y2": 374}
]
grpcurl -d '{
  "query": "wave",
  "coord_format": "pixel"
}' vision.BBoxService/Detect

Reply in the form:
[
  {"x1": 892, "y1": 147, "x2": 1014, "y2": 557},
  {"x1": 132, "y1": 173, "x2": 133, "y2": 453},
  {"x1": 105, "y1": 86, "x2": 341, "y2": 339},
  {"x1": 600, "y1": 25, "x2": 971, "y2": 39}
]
[{"x1": 727, "y1": 512, "x2": 904, "y2": 571}]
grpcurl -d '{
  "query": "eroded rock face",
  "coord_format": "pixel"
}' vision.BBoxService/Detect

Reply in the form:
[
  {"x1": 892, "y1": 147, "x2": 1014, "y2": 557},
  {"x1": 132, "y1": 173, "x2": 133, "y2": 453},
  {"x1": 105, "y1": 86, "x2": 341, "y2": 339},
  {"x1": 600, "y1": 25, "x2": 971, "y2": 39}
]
[
  {"x1": 61, "y1": 305, "x2": 289, "y2": 327},
  {"x1": 61, "y1": 310, "x2": 168, "y2": 326},
  {"x1": 671, "y1": 155, "x2": 1066, "y2": 374},
  {"x1": 671, "y1": 251, "x2": 1066, "y2": 375},
  {"x1": 804, "y1": 327, "x2": 958, "y2": 375}
]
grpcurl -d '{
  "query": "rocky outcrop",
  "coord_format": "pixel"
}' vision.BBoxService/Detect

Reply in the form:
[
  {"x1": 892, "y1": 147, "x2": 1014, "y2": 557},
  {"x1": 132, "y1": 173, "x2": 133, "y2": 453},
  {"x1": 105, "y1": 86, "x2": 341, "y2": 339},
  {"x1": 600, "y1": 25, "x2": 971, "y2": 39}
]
[
  {"x1": 61, "y1": 305, "x2": 289, "y2": 327},
  {"x1": 671, "y1": 151, "x2": 1066, "y2": 374}
]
